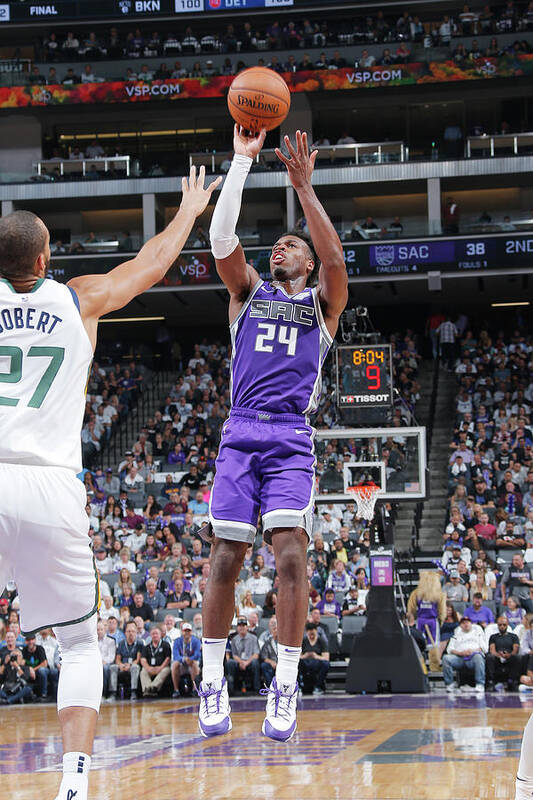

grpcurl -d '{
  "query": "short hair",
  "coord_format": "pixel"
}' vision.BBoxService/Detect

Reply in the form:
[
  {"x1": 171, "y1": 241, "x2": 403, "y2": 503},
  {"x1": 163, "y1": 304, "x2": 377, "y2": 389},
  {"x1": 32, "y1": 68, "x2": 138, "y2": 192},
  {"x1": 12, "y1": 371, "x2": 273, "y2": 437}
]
[
  {"x1": 473, "y1": 592, "x2": 483, "y2": 599},
  {"x1": 0, "y1": 211, "x2": 47, "y2": 280},
  {"x1": 278, "y1": 230, "x2": 320, "y2": 286},
  {"x1": 305, "y1": 622, "x2": 317, "y2": 631}
]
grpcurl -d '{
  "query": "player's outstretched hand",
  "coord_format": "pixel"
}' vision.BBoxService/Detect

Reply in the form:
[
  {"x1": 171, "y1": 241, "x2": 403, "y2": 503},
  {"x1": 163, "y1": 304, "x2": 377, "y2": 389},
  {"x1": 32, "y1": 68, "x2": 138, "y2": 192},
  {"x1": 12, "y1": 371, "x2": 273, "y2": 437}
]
[
  {"x1": 233, "y1": 124, "x2": 267, "y2": 159},
  {"x1": 275, "y1": 130, "x2": 318, "y2": 189},
  {"x1": 181, "y1": 165, "x2": 222, "y2": 217}
]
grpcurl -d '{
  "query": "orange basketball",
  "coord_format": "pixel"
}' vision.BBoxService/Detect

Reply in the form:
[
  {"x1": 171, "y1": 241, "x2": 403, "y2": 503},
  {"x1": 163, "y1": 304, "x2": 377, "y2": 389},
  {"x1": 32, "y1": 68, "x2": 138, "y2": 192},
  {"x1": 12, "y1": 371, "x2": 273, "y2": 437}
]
[{"x1": 227, "y1": 67, "x2": 291, "y2": 133}]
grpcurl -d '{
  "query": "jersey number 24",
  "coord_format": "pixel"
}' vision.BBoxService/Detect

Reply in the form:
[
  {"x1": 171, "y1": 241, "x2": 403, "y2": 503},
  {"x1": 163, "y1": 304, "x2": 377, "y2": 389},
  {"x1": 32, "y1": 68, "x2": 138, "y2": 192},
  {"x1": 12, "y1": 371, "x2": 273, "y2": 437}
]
[{"x1": 254, "y1": 323, "x2": 298, "y2": 357}]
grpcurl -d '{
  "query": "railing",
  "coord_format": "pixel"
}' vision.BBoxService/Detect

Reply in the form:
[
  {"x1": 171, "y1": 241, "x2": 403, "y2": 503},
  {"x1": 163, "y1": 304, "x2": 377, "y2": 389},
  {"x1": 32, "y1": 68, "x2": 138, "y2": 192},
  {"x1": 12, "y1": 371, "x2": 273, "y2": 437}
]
[
  {"x1": 32, "y1": 155, "x2": 131, "y2": 179},
  {"x1": 466, "y1": 132, "x2": 533, "y2": 158},
  {"x1": 101, "y1": 369, "x2": 172, "y2": 470},
  {"x1": 411, "y1": 359, "x2": 439, "y2": 552},
  {"x1": 189, "y1": 141, "x2": 408, "y2": 172}
]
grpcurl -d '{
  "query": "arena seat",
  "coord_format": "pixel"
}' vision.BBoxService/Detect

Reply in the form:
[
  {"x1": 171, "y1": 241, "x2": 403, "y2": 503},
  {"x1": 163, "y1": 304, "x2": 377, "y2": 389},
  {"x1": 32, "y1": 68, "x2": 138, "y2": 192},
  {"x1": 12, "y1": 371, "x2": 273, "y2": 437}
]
[{"x1": 319, "y1": 615, "x2": 339, "y2": 635}]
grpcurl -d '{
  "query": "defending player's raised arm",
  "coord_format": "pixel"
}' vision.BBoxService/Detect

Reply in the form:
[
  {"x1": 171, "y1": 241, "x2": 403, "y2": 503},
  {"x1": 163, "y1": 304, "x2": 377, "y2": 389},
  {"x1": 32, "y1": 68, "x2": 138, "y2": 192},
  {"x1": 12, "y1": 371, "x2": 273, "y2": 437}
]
[
  {"x1": 276, "y1": 131, "x2": 348, "y2": 323},
  {"x1": 209, "y1": 125, "x2": 265, "y2": 304},
  {"x1": 68, "y1": 166, "x2": 221, "y2": 345}
]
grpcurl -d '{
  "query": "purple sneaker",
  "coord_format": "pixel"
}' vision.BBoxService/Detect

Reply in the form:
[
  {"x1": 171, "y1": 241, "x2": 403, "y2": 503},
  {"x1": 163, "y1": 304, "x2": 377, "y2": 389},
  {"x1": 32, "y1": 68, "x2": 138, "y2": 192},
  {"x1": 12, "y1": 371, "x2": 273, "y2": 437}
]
[
  {"x1": 197, "y1": 678, "x2": 232, "y2": 738},
  {"x1": 260, "y1": 678, "x2": 298, "y2": 742}
]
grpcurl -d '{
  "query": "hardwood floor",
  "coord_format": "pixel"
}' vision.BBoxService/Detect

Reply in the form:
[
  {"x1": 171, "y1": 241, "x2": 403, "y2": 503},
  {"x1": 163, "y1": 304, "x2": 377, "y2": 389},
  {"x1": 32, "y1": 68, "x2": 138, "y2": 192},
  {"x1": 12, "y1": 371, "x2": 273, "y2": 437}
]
[{"x1": 0, "y1": 692, "x2": 528, "y2": 799}]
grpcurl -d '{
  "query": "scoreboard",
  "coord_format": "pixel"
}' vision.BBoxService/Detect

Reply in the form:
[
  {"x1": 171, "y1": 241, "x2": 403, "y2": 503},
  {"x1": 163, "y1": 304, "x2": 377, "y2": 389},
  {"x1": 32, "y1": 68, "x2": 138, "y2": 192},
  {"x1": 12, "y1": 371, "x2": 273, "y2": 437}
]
[{"x1": 335, "y1": 344, "x2": 393, "y2": 408}]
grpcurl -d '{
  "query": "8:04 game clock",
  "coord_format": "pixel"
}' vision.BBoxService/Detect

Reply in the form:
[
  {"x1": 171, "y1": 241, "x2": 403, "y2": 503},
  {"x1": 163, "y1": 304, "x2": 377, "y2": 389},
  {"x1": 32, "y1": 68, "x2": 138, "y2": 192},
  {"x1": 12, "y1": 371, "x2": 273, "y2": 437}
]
[{"x1": 335, "y1": 344, "x2": 393, "y2": 408}]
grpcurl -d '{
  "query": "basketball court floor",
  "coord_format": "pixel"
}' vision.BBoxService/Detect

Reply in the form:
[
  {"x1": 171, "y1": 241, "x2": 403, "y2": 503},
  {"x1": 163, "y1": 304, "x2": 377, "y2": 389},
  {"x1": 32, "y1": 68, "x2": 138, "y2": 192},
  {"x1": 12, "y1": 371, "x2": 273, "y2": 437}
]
[{"x1": 1, "y1": 692, "x2": 527, "y2": 799}]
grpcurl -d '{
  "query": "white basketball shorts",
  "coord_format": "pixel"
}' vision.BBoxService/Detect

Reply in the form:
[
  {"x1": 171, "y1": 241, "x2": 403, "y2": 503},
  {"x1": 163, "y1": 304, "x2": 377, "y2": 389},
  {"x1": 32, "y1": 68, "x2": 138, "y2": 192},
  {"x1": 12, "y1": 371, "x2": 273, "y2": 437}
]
[{"x1": 0, "y1": 462, "x2": 100, "y2": 635}]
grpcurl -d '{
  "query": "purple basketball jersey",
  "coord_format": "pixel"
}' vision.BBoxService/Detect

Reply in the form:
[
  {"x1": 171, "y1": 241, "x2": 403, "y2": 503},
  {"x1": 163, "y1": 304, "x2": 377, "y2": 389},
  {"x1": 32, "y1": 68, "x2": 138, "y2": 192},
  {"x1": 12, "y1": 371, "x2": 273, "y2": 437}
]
[{"x1": 230, "y1": 280, "x2": 332, "y2": 416}]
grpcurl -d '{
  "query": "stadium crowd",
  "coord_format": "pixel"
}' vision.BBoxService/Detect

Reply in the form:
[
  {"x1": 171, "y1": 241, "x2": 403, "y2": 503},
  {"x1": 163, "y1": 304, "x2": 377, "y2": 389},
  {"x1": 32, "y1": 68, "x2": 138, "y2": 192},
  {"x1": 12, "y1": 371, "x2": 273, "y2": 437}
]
[
  {"x1": 34, "y1": 4, "x2": 533, "y2": 69},
  {"x1": 409, "y1": 323, "x2": 533, "y2": 692},
  {"x1": 0, "y1": 329, "x2": 422, "y2": 702}
]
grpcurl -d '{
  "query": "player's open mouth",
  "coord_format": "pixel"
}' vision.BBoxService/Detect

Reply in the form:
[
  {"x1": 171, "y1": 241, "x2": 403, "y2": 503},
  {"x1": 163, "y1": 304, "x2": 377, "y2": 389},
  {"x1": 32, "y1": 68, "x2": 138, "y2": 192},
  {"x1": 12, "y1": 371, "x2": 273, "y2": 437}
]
[{"x1": 272, "y1": 253, "x2": 285, "y2": 264}]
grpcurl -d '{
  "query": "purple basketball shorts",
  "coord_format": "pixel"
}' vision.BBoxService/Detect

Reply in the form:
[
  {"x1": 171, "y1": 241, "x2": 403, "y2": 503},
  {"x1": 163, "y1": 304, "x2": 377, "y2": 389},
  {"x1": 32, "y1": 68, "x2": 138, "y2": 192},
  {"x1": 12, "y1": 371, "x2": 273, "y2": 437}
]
[{"x1": 209, "y1": 407, "x2": 316, "y2": 544}]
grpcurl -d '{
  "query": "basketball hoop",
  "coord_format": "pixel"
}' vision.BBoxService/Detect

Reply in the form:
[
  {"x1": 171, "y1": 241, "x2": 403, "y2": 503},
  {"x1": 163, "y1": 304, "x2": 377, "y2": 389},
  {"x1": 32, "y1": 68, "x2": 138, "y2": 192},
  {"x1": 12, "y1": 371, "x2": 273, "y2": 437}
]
[{"x1": 347, "y1": 482, "x2": 380, "y2": 521}]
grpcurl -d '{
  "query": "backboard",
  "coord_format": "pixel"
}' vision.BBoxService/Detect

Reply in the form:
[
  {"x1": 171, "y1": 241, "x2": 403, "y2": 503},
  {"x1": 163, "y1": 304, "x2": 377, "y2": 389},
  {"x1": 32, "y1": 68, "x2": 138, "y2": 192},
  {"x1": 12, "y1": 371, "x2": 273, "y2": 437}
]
[{"x1": 314, "y1": 426, "x2": 427, "y2": 503}]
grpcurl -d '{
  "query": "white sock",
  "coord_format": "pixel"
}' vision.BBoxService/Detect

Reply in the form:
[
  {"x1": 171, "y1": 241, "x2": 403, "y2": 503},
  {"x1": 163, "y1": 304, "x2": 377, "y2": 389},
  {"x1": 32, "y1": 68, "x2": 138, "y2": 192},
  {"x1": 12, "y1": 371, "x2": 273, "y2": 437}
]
[
  {"x1": 202, "y1": 637, "x2": 226, "y2": 684},
  {"x1": 63, "y1": 752, "x2": 91, "y2": 776},
  {"x1": 518, "y1": 714, "x2": 533, "y2": 783},
  {"x1": 275, "y1": 644, "x2": 301, "y2": 688}
]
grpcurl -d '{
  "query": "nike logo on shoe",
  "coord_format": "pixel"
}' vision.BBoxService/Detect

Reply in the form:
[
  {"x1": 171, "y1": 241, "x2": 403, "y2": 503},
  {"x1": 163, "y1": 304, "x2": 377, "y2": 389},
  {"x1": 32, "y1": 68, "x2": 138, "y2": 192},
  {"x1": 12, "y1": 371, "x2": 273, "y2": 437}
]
[
  {"x1": 67, "y1": 792, "x2": 78, "y2": 800},
  {"x1": 295, "y1": 429, "x2": 308, "y2": 434}
]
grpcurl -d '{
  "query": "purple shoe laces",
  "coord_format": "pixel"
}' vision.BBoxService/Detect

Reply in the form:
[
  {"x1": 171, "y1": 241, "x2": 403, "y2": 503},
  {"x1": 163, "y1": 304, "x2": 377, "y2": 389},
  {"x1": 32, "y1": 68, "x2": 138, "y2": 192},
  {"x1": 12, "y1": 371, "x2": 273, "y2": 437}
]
[
  {"x1": 196, "y1": 681, "x2": 223, "y2": 716},
  {"x1": 260, "y1": 680, "x2": 297, "y2": 722}
]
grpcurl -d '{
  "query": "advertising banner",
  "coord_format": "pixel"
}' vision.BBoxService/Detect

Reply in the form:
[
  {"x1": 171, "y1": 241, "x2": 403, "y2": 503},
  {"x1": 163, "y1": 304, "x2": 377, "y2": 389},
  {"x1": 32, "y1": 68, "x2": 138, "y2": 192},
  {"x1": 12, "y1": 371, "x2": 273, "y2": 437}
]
[{"x1": 1, "y1": 55, "x2": 532, "y2": 108}]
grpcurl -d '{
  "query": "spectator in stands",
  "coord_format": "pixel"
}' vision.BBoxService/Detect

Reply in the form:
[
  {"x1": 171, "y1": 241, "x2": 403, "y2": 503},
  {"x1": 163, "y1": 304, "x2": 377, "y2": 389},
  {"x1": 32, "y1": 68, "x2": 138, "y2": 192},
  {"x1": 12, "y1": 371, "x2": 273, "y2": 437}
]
[
  {"x1": 131, "y1": 591, "x2": 154, "y2": 624},
  {"x1": 238, "y1": 590, "x2": 262, "y2": 622},
  {"x1": 395, "y1": 42, "x2": 411, "y2": 62},
  {"x1": 144, "y1": 578, "x2": 166, "y2": 612},
  {"x1": 317, "y1": 588, "x2": 341, "y2": 619},
  {"x1": 505, "y1": 596, "x2": 525, "y2": 628},
  {"x1": 0, "y1": 633, "x2": 34, "y2": 705},
  {"x1": 445, "y1": 570, "x2": 469, "y2": 602},
  {"x1": 29, "y1": 66, "x2": 46, "y2": 86},
  {"x1": 326, "y1": 560, "x2": 352, "y2": 593},
  {"x1": 166, "y1": 576, "x2": 192, "y2": 611},
  {"x1": 244, "y1": 564, "x2": 272, "y2": 595},
  {"x1": 438, "y1": 315, "x2": 459, "y2": 371},
  {"x1": 140, "y1": 627, "x2": 171, "y2": 697},
  {"x1": 442, "y1": 616, "x2": 487, "y2": 693},
  {"x1": 22, "y1": 634, "x2": 49, "y2": 701},
  {"x1": 439, "y1": 602, "x2": 460, "y2": 658},
  {"x1": 502, "y1": 554, "x2": 533, "y2": 613},
  {"x1": 359, "y1": 49, "x2": 376, "y2": 67},
  {"x1": 81, "y1": 64, "x2": 97, "y2": 83},
  {"x1": 259, "y1": 617, "x2": 278, "y2": 686},
  {"x1": 226, "y1": 617, "x2": 260, "y2": 694},
  {"x1": 108, "y1": 620, "x2": 142, "y2": 701},
  {"x1": 171, "y1": 622, "x2": 201, "y2": 697},
  {"x1": 299, "y1": 622, "x2": 329, "y2": 695},
  {"x1": 97, "y1": 620, "x2": 116, "y2": 698},
  {"x1": 262, "y1": 590, "x2": 277, "y2": 620},
  {"x1": 342, "y1": 583, "x2": 367, "y2": 616},
  {"x1": 486, "y1": 616, "x2": 520, "y2": 690},
  {"x1": 464, "y1": 592, "x2": 495, "y2": 628}
]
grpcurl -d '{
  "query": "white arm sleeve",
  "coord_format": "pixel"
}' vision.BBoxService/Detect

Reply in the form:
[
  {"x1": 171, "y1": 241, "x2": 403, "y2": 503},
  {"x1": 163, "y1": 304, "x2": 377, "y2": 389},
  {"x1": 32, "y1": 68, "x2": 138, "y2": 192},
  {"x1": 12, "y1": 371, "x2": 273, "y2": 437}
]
[{"x1": 209, "y1": 154, "x2": 252, "y2": 260}]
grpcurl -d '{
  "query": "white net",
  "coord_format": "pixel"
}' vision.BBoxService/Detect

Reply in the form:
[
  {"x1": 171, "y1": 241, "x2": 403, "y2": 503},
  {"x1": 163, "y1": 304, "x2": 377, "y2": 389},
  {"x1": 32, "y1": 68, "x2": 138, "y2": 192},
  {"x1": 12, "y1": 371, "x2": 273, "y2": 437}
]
[{"x1": 347, "y1": 483, "x2": 380, "y2": 521}]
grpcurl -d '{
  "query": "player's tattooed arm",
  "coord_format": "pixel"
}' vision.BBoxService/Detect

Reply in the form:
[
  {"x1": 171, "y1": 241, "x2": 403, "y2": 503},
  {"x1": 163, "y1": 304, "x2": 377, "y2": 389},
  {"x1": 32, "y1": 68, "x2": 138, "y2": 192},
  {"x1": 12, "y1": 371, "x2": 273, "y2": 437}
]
[
  {"x1": 68, "y1": 166, "x2": 221, "y2": 347},
  {"x1": 276, "y1": 131, "x2": 348, "y2": 330}
]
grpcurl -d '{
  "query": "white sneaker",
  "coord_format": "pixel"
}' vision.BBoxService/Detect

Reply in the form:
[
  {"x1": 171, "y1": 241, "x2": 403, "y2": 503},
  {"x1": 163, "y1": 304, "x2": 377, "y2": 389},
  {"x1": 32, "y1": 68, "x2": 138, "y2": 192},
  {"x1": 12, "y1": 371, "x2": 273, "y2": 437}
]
[
  {"x1": 261, "y1": 678, "x2": 298, "y2": 742},
  {"x1": 475, "y1": 684, "x2": 485, "y2": 694},
  {"x1": 54, "y1": 774, "x2": 88, "y2": 800},
  {"x1": 515, "y1": 777, "x2": 533, "y2": 799},
  {"x1": 197, "y1": 677, "x2": 232, "y2": 738},
  {"x1": 445, "y1": 682, "x2": 458, "y2": 693}
]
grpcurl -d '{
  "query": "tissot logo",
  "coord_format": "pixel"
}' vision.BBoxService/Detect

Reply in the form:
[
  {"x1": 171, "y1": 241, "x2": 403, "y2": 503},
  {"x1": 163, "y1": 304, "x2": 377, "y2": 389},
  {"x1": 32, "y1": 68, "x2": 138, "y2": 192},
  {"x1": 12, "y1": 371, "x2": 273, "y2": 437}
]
[{"x1": 0, "y1": 5, "x2": 10, "y2": 21}]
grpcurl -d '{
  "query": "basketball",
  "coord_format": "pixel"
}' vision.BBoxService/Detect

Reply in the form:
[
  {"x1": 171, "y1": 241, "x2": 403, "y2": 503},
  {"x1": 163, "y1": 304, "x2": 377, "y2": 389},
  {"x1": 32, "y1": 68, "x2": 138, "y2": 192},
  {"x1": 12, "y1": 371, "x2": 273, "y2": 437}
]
[{"x1": 227, "y1": 67, "x2": 291, "y2": 133}]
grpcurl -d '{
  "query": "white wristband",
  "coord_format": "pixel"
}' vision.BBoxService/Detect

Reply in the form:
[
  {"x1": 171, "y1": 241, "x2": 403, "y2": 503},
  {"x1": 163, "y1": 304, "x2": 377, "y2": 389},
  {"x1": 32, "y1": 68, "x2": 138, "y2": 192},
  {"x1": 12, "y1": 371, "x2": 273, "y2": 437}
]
[{"x1": 209, "y1": 154, "x2": 253, "y2": 260}]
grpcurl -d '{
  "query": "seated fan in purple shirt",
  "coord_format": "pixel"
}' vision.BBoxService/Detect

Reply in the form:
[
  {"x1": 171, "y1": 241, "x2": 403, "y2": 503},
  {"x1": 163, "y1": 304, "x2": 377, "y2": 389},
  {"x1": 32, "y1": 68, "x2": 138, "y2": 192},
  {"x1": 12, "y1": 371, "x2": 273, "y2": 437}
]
[{"x1": 196, "y1": 126, "x2": 348, "y2": 744}]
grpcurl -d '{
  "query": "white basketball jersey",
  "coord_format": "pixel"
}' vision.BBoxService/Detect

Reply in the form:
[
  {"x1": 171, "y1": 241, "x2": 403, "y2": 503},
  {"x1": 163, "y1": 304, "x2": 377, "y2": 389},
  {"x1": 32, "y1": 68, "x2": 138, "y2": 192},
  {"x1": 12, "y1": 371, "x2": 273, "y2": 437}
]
[{"x1": 0, "y1": 277, "x2": 93, "y2": 473}]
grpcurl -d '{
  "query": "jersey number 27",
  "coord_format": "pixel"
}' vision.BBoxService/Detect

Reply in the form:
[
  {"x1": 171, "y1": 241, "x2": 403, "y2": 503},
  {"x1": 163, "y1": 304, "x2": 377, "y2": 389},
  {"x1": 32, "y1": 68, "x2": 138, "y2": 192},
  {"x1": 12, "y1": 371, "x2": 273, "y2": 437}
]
[{"x1": 0, "y1": 345, "x2": 65, "y2": 408}]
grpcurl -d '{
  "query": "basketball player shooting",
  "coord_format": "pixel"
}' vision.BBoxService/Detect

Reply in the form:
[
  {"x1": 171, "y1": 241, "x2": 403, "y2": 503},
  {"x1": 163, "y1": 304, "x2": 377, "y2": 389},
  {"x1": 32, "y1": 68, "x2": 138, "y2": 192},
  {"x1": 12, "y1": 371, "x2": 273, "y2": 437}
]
[
  {"x1": 0, "y1": 166, "x2": 220, "y2": 800},
  {"x1": 198, "y1": 126, "x2": 348, "y2": 741}
]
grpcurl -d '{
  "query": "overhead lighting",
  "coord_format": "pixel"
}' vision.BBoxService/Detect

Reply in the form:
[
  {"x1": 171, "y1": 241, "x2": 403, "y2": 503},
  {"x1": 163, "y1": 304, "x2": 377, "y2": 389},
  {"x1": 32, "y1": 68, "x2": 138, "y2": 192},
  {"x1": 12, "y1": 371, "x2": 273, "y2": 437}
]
[
  {"x1": 491, "y1": 301, "x2": 530, "y2": 307},
  {"x1": 59, "y1": 128, "x2": 214, "y2": 141},
  {"x1": 100, "y1": 316, "x2": 165, "y2": 323}
]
